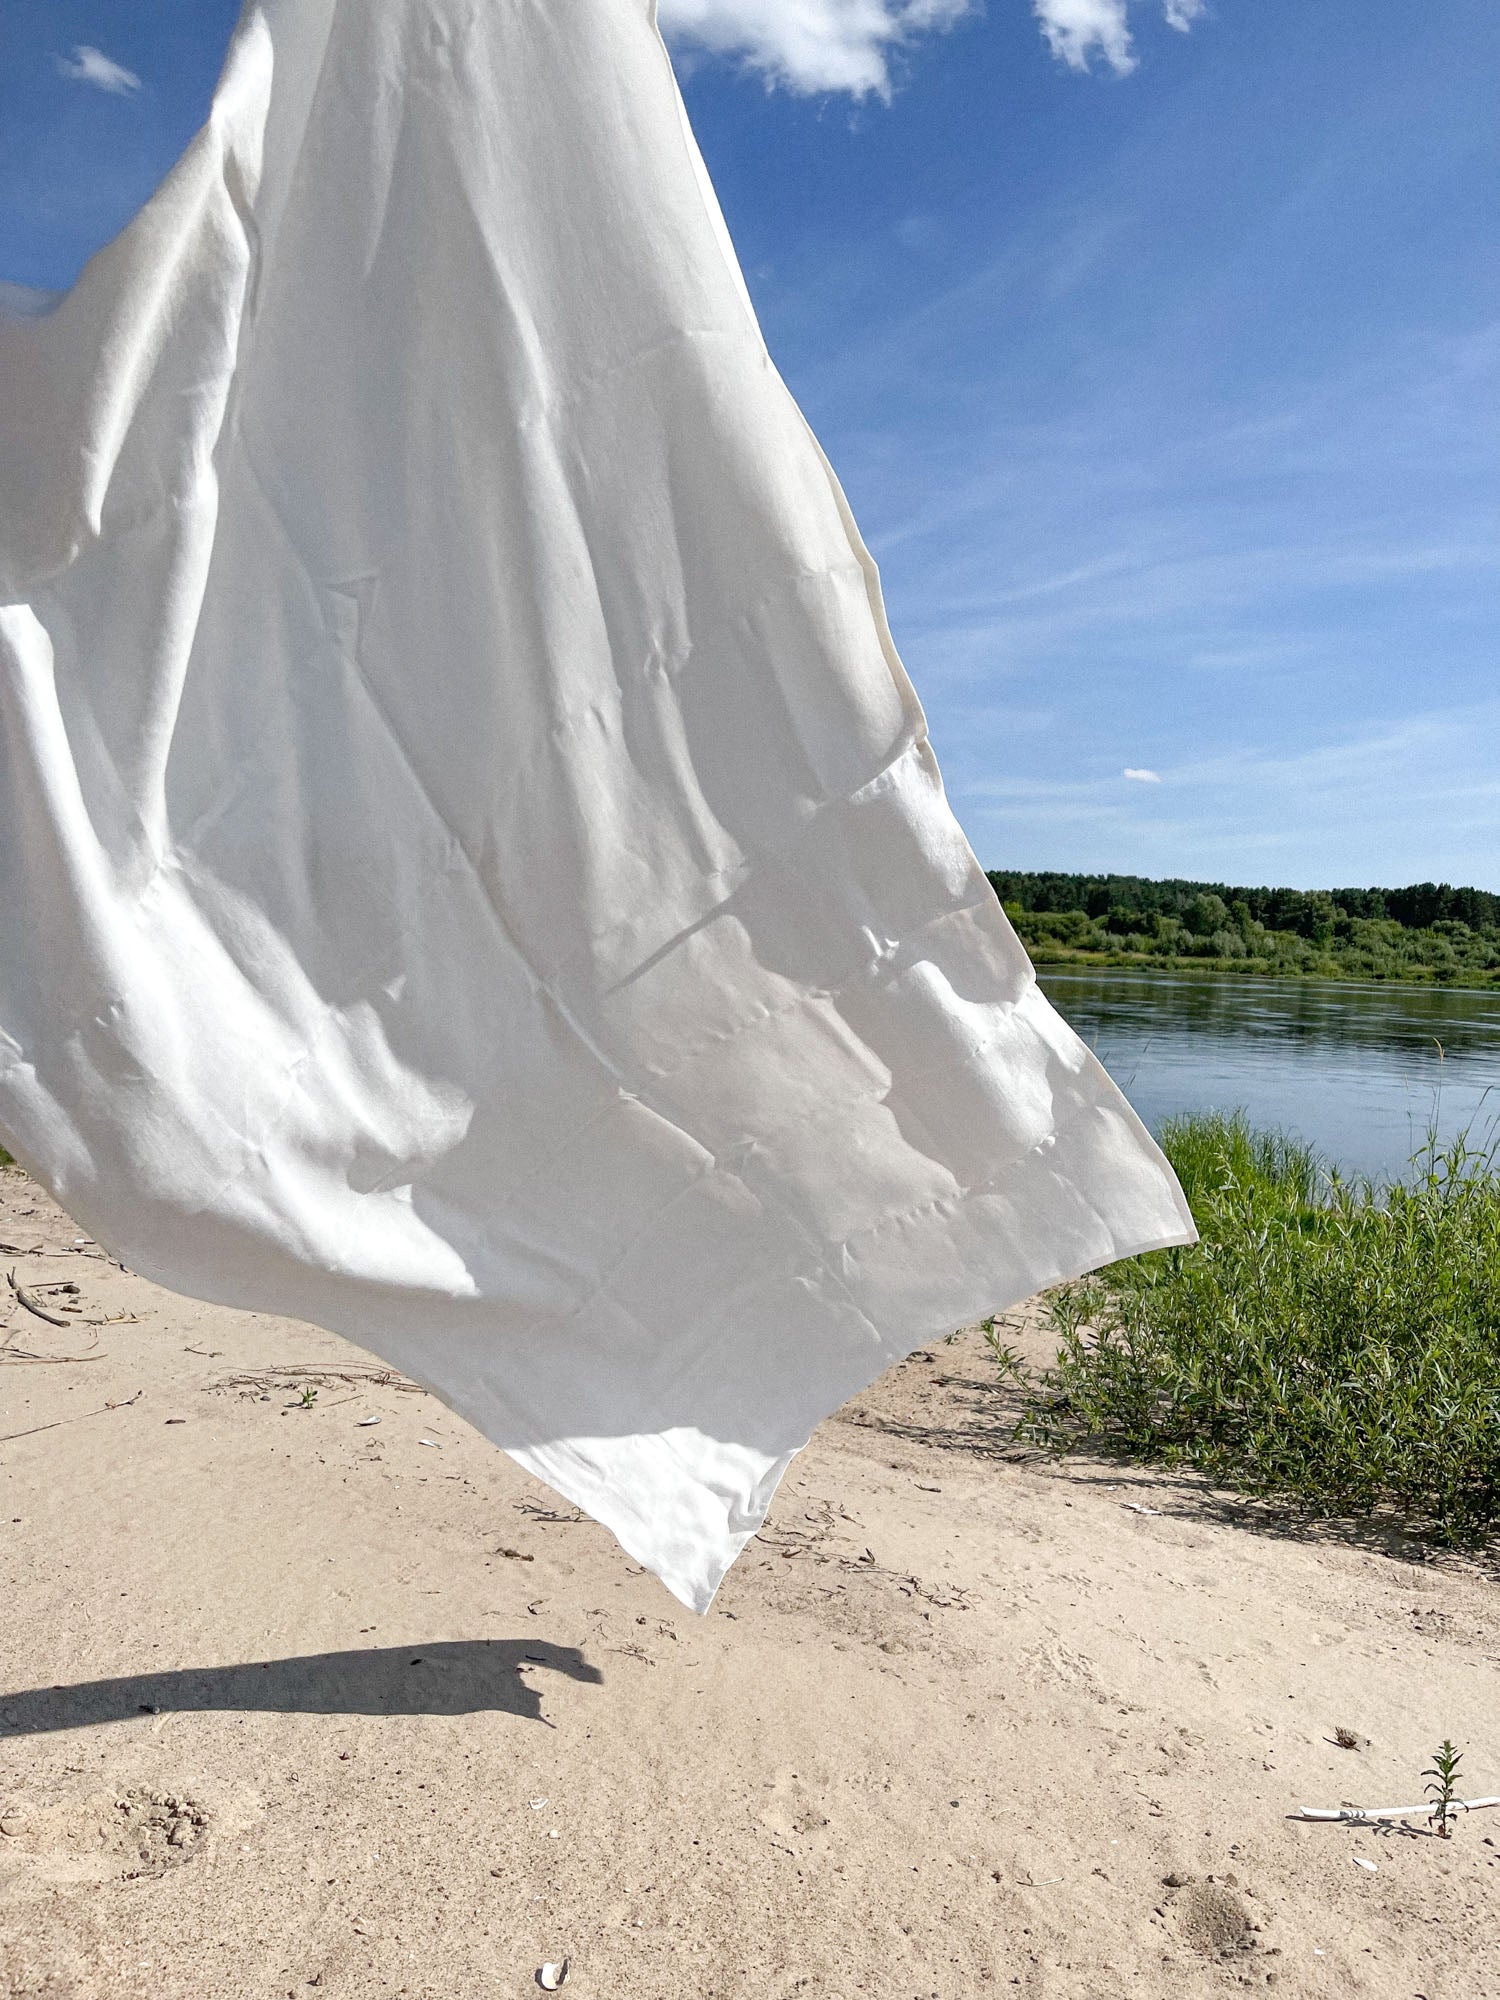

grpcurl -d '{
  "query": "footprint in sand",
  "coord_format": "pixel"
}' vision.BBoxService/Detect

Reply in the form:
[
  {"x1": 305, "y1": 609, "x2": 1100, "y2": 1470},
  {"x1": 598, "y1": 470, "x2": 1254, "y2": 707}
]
[
  {"x1": 0, "y1": 1787, "x2": 211, "y2": 1884},
  {"x1": 1016, "y1": 1639, "x2": 1109, "y2": 1706},
  {"x1": 105, "y1": 1789, "x2": 211, "y2": 1879}
]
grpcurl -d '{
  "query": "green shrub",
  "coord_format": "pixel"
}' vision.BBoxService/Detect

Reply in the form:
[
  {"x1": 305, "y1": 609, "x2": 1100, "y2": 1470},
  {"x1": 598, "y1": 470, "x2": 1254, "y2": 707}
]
[
  {"x1": 1011, "y1": 1112, "x2": 1500, "y2": 1540},
  {"x1": 993, "y1": 870, "x2": 1500, "y2": 988}
]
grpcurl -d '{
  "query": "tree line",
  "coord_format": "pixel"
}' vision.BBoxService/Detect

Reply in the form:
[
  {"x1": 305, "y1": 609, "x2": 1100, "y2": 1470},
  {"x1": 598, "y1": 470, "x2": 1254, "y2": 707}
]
[{"x1": 985, "y1": 871, "x2": 1500, "y2": 987}]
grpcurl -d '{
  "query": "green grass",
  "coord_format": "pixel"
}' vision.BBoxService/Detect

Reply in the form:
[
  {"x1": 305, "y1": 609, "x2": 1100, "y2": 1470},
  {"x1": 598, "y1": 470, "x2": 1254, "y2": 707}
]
[
  {"x1": 1010, "y1": 1112, "x2": 1500, "y2": 1542},
  {"x1": 1019, "y1": 939, "x2": 1500, "y2": 992}
]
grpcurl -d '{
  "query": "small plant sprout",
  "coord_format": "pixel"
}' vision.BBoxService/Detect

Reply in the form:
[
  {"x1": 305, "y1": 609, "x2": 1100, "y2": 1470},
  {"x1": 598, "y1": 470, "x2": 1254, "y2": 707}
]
[
  {"x1": 1424, "y1": 1740, "x2": 1464, "y2": 1837},
  {"x1": 298, "y1": 1385, "x2": 318, "y2": 1409},
  {"x1": 979, "y1": 1316, "x2": 1025, "y2": 1381}
]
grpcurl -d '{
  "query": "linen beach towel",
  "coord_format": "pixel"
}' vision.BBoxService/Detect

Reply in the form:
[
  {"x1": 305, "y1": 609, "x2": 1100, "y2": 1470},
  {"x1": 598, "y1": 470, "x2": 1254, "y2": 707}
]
[{"x1": 0, "y1": 0, "x2": 1194, "y2": 1609}]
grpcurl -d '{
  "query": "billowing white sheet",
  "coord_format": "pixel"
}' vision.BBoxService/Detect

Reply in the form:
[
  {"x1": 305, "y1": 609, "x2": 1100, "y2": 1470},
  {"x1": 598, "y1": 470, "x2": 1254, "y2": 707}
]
[{"x1": 0, "y1": 0, "x2": 1193, "y2": 1609}]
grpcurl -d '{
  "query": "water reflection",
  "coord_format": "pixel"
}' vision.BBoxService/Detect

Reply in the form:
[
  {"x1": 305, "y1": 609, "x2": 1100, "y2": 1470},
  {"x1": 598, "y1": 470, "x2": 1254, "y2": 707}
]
[{"x1": 1037, "y1": 969, "x2": 1500, "y2": 1183}]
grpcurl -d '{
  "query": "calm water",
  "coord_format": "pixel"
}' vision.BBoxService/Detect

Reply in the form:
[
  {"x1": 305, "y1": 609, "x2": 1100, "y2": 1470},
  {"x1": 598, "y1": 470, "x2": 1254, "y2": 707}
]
[{"x1": 1037, "y1": 968, "x2": 1500, "y2": 1184}]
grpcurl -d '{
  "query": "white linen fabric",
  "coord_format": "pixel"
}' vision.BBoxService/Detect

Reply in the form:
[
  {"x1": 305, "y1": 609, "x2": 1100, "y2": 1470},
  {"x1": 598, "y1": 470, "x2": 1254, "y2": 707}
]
[{"x1": 0, "y1": 0, "x2": 1194, "y2": 1609}]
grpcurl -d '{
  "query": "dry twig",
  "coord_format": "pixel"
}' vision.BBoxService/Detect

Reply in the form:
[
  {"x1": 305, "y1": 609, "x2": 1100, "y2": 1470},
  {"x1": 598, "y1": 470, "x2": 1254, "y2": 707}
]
[
  {"x1": 212, "y1": 1362, "x2": 424, "y2": 1395},
  {"x1": 0, "y1": 1389, "x2": 143, "y2": 1446},
  {"x1": 8, "y1": 1269, "x2": 73, "y2": 1327}
]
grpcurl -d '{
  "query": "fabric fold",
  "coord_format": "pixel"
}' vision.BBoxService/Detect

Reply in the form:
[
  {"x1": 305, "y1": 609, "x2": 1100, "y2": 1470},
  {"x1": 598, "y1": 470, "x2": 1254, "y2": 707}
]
[{"x1": 0, "y1": 0, "x2": 1194, "y2": 1610}]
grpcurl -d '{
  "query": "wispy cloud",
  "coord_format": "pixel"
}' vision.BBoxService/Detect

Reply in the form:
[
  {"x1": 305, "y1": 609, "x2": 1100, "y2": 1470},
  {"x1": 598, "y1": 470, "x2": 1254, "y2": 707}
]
[
  {"x1": 56, "y1": 46, "x2": 141, "y2": 95},
  {"x1": 1034, "y1": 0, "x2": 1135, "y2": 76},
  {"x1": 1033, "y1": 0, "x2": 1205, "y2": 78},
  {"x1": 1123, "y1": 767, "x2": 1161, "y2": 782},
  {"x1": 658, "y1": 0, "x2": 1204, "y2": 94},
  {"x1": 657, "y1": 0, "x2": 971, "y2": 97}
]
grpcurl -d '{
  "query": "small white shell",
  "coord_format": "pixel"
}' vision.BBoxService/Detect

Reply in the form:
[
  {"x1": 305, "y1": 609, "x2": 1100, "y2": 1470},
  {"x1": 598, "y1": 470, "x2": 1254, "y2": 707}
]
[
  {"x1": 1352, "y1": 1855, "x2": 1377, "y2": 1872},
  {"x1": 537, "y1": 1959, "x2": 570, "y2": 1990}
]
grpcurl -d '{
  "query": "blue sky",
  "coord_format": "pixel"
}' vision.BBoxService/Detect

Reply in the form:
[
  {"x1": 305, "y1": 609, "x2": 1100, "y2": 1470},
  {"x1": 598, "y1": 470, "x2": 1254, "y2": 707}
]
[{"x1": 2, "y1": 0, "x2": 1496, "y2": 890}]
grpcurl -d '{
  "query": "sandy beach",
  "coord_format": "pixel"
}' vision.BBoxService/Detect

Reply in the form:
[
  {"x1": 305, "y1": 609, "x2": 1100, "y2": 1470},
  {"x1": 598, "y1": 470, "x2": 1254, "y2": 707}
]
[{"x1": 1, "y1": 1158, "x2": 1496, "y2": 1999}]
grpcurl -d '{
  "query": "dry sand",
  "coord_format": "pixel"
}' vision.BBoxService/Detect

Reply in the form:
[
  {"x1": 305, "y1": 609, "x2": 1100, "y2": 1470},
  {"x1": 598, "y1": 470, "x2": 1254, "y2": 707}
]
[{"x1": 1, "y1": 1160, "x2": 1496, "y2": 2000}]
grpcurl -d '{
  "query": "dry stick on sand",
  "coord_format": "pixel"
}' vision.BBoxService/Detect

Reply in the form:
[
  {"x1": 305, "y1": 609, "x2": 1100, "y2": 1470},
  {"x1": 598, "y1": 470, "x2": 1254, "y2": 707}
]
[
  {"x1": 1292, "y1": 1799, "x2": 1500, "y2": 1824},
  {"x1": 7, "y1": 1269, "x2": 76, "y2": 1327},
  {"x1": 3, "y1": 1270, "x2": 124, "y2": 1359},
  {"x1": 1, "y1": 1344, "x2": 105, "y2": 1366},
  {"x1": 212, "y1": 1363, "x2": 425, "y2": 1394},
  {"x1": 0, "y1": 1389, "x2": 143, "y2": 1446}
]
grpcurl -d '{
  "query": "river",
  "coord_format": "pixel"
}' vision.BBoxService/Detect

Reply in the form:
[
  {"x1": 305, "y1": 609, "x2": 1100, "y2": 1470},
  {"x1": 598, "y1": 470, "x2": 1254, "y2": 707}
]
[{"x1": 1036, "y1": 967, "x2": 1500, "y2": 1185}]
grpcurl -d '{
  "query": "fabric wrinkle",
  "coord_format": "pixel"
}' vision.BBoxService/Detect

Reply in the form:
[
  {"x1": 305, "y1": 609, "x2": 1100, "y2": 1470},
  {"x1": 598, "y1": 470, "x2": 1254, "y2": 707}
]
[{"x1": 0, "y1": 0, "x2": 1195, "y2": 1610}]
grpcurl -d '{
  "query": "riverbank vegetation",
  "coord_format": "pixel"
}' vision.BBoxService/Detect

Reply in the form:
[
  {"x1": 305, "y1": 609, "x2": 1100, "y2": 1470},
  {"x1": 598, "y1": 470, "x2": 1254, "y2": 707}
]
[
  {"x1": 1008, "y1": 1113, "x2": 1500, "y2": 1542},
  {"x1": 988, "y1": 870, "x2": 1500, "y2": 988}
]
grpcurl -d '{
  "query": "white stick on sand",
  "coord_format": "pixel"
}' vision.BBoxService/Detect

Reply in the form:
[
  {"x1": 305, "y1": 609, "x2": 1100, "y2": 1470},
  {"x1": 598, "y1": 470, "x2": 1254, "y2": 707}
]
[{"x1": 1292, "y1": 1798, "x2": 1500, "y2": 1824}]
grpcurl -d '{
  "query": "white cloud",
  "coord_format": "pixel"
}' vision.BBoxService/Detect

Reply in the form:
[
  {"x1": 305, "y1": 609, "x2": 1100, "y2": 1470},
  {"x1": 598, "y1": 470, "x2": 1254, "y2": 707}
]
[
  {"x1": 658, "y1": 0, "x2": 1206, "y2": 94},
  {"x1": 1123, "y1": 767, "x2": 1162, "y2": 782},
  {"x1": 657, "y1": 0, "x2": 972, "y2": 97},
  {"x1": 56, "y1": 45, "x2": 141, "y2": 95},
  {"x1": 1034, "y1": 0, "x2": 1135, "y2": 76},
  {"x1": 1033, "y1": 0, "x2": 1206, "y2": 77}
]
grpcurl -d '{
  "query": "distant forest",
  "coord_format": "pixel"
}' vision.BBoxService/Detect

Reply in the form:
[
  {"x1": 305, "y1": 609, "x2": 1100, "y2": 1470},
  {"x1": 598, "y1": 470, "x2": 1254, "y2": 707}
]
[{"x1": 986, "y1": 871, "x2": 1500, "y2": 988}]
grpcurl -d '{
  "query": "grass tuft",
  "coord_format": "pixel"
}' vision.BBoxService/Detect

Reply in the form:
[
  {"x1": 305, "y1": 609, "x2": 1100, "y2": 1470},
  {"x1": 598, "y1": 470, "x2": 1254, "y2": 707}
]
[{"x1": 1011, "y1": 1112, "x2": 1500, "y2": 1541}]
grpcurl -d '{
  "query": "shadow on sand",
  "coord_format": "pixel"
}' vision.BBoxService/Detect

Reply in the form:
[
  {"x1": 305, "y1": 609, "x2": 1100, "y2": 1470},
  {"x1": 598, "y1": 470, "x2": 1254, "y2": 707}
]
[
  {"x1": 848, "y1": 1368, "x2": 1499, "y2": 1578},
  {"x1": 0, "y1": 1638, "x2": 602, "y2": 1736}
]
